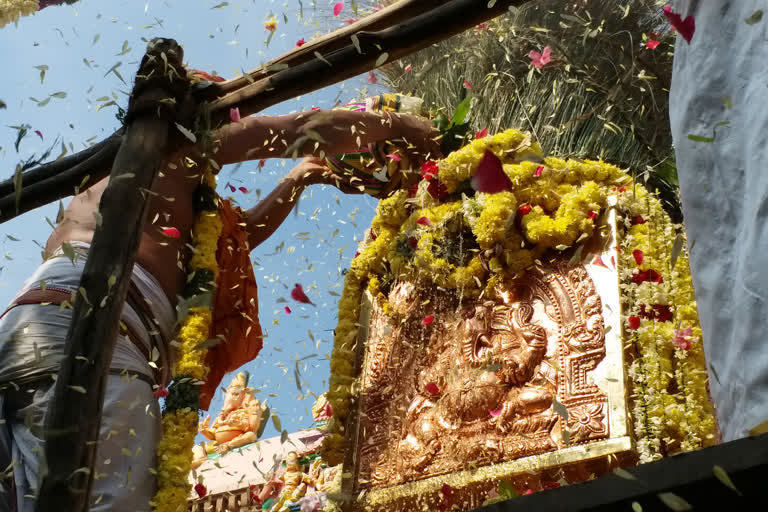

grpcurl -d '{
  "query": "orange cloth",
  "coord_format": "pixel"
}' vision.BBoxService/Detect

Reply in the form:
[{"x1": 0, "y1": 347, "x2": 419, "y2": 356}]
[{"x1": 200, "y1": 199, "x2": 263, "y2": 410}]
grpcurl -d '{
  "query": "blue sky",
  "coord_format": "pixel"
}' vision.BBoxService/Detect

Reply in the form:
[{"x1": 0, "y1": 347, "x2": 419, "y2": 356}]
[{"x1": 0, "y1": 0, "x2": 386, "y2": 438}]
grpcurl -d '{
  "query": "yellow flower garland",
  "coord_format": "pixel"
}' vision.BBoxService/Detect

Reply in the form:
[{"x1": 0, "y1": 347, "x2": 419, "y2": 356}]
[
  {"x1": 150, "y1": 165, "x2": 222, "y2": 512},
  {"x1": 321, "y1": 128, "x2": 716, "y2": 476}
]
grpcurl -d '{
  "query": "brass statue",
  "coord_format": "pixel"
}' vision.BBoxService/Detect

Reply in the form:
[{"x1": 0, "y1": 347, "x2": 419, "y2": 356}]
[{"x1": 198, "y1": 372, "x2": 268, "y2": 456}]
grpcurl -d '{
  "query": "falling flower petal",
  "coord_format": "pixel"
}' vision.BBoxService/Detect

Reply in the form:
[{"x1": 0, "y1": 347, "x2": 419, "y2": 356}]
[
  {"x1": 284, "y1": 306, "x2": 291, "y2": 314},
  {"x1": 229, "y1": 107, "x2": 241, "y2": 123},
  {"x1": 227, "y1": 183, "x2": 236, "y2": 192},
  {"x1": 471, "y1": 150, "x2": 512, "y2": 193},
  {"x1": 463, "y1": 79, "x2": 473, "y2": 89},
  {"x1": 258, "y1": 159, "x2": 266, "y2": 169},
  {"x1": 672, "y1": 327, "x2": 694, "y2": 350},
  {"x1": 34, "y1": 130, "x2": 43, "y2": 141},
  {"x1": 152, "y1": 386, "x2": 169, "y2": 398},
  {"x1": 646, "y1": 38, "x2": 660, "y2": 49},
  {"x1": 587, "y1": 210, "x2": 597, "y2": 220},
  {"x1": 422, "y1": 315, "x2": 434, "y2": 325},
  {"x1": 425, "y1": 381, "x2": 440, "y2": 395},
  {"x1": 386, "y1": 153, "x2": 402, "y2": 162},
  {"x1": 529, "y1": 46, "x2": 552, "y2": 69},
  {"x1": 194, "y1": 483, "x2": 207, "y2": 498},
  {"x1": 238, "y1": 186, "x2": 248, "y2": 193},
  {"x1": 475, "y1": 128, "x2": 488, "y2": 139},
  {"x1": 534, "y1": 165, "x2": 543, "y2": 177},
  {"x1": 632, "y1": 249, "x2": 644, "y2": 265},
  {"x1": 290, "y1": 283, "x2": 316, "y2": 306},
  {"x1": 333, "y1": 1, "x2": 344, "y2": 16},
  {"x1": 416, "y1": 216, "x2": 432, "y2": 226},
  {"x1": 264, "y1": 16, "x2": 278, "y2": 32},
  {"x1": 518, "y1": 204, "x2": 532, "y2": 216},
  {"x1": 367, "y1": 71, "x2": 378, "y2": 84},
  {"x1": 628, "y1": 316, "x2": 641, "y2": 330},
  {"x1": 343, "y1": 18, "x2": 358, "y2": 25},
  {"x1": 631, "y1": 215, "x2": 646, "y2": 225},
  {"x1": 476, "y1": 23, "x2": 489, "y2": 31},
  {"x1": 408, "y1": 237, "x2": 419, "y2": 250},
  {"x1": 489, "y1": 408, "x2": 502, "y2": 417},
  {"x1": 296, "y1": 38, "x2": 306, "y2": 47},
  {"x1": 663, "y1": 5, "x2": 695, "y2": 43},
  {"x1": 404, "y1": 64, "x2": 413, "y2": 73},
  {"x1": 162, "y1": 227, "x2": 180, "y2": 238}
]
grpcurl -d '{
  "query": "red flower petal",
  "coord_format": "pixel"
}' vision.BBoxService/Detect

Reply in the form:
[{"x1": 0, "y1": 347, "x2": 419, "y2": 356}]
[
  {"x1": 425, "y1": 381, "x2": 440, "y2": 395},
  {"x1": 631, "y1": 215, "x2": 646, "y2": 225},
  {"x1": 663, "y1": 5, "x2": 695, "y2": 43},
  {"x1": 343, "y1": 18, "x2": 358, "y2": 25},
  {"x1": 258, "y1": 159, "x2": 266, "y2": 169},
  {"x1": 227, "y1": 183, "x2": 236, "y2": 192},
  {"x1": 152, "y1": 386, "x2": 169, "y2": 398},
  {"x1": 476, "y1": 23, "x2": 489, "y2": 31},
  {"x1": 333, "y1": 1, "x2": 344, "y2": 16},
  {"x1": 441, "y1": 483, "x2": 453, "y2": 497},
  {"x1": 408, "y1": 183, "x2": 419, "y2": 198},
  {"x1": 463, "y1": 79, "x2": 473, "y2": 89},
  {"x1": 534, "y1": 165, "x2": 543, "y2": 177},
  {"x1": 354, "y1": 251, "x2": 360, "y2": 259},
  {"x1": 404, "y1": 64, "x2": 413, "y2": 73},
  {"x1": 370, "y1": 229, "x2": 377, "y2": 240},
  {"x1": 422, "y1": 314, "x2": 434, "y2": 325},
  {"x1": 238, "y1": 186, "x2": 248, "y2": 193},
  {"x1": 587, "y1": 210, "x2": 597, "y2": 220},
  {"x1": 162, "y1": 227, "x2": 180, "y2": 238},
  {"x1": 229, "y1": 107, "x2": 241, "y2": 123},
  {"x1": 471, "y1": 150, "x2": 512, "y2": 193},
  {"x1": 421, "y1": 161, "x2": 439, "y2": 181},
  {"x1": 296, "y1": 38, "x2": 306, "y2": 47},
  {"x1": 408, "y1": 237, "x2": 419, "y2": 250},
  {"x1": 489, "y1": 408, "x2": 502, "y2": 417},
  {"x1": 627, "y1": 315, "x2": 641, "y2": 330},
  {"x1": 592, "y1": 255, "x2": 609, "y2": 269},
  {"x1": 34, "y1": 130, "x2": 43, "y2": 141},
  {"x1": 475, "y1": 128, "x2": 488, "y2": 139},
  {"x1": 367, "y1": 71, "x2": 378, "y2": 84},
  {"x1": 646, "y1": 38, "x2": 660, "y2": 49},
  {"x1": 427, "y1": 180, "x2": 448, "y2": 200},
  {"x1": 416, "y1": 216, "x2": 432, "y2": 226},
  {"x1": 518, "y1": 204, "x2": 532, "y2": 216},
  {"x1": 284, "y1": 306, "x2": 291, "y2": 314},
  {"x1": 386, "y1": 153, "x2": 402, "y2": 162},
  {"x1": 194, "y1": 483, "x2": 208, "y2": 498},
  {"x1": 529, "y1": 46, "x2": 552, "y2": 69},
  {"x1": 632, "y1": 249, "x2": 644, "y2": 266}
]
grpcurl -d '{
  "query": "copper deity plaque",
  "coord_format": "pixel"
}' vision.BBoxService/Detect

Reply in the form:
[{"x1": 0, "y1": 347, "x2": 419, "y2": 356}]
[{"x1": 342, "y1": 207, "x2": 632, "y2": 511}]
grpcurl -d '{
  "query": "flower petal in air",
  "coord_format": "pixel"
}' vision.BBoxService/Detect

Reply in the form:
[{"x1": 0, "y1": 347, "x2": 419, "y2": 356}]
[
  {"x1": 416, "y1": 216, "x2": 432, "y2": 226},
  {"x1": 333, "y1": 1, "x2": 344, "y2": 16},
  {"x1": 422, "y1": 315, "x2": 434, "y2": 325},
  {"x1": 475, "y1": 128, "x2": 488, "y2": 139},
  {"x1": 471, "y1": 150, "x2": 512, "y2": 193},
  {"x1": 34, "y1": 130, "x2": 43, "y2": 141},
  {"x1": 534, "y1": 165, "x2": 543, "y2": 177},
  {"x1": 162, "y1": 227, "x2": 180, "y2": 238},
  {"x1": 229, "y1": 107, "x2": 241, "y2": 123},
  {"x1": 663, "y1": 5, "x2": 695, "y2": 43},
  {"x1": 386, "y1": 153, "x2": 402, "y2": 162},
  {"x1": 404, "y1": 64, "x2": 413, "y2": 73},
  {"x1": 463, "y1": 79, "x2": 473, "y2": 89},
  {"x1": 296, "y1": 38, "x2": 306, "y2": 47}
]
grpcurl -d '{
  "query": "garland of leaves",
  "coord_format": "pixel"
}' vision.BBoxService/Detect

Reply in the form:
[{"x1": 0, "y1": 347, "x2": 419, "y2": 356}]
[{"x1": 150, "y1": 167, "x2": 221, "y2": 512}]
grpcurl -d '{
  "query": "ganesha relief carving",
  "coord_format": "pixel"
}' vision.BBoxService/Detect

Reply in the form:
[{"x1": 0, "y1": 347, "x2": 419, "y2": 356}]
[{"x1": 353, "y1": 262, "x2": 609, "y2": 490}]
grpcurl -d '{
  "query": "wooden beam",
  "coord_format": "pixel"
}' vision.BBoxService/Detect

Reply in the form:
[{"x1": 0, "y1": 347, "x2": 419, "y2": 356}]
[
  {"x1": 0, "y1": 0, "x2": 530, "y2": 223},
  {"x1": 34, "y1": 38, "x2": 187, "y2": 512}
]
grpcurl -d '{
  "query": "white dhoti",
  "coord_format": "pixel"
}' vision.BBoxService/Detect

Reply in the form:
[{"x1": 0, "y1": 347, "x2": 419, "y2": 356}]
[
  {"x1": 669, "y1": 0, "x2": 768, "y2": 440},
  {"x1": 0, "y1": 243, "x2": 175, "y2": 511}
]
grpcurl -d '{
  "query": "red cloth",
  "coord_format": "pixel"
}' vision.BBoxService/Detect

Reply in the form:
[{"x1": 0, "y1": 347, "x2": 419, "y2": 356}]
[{"x1": 199, "y1": 199, "x2": 263, "y2": 410}]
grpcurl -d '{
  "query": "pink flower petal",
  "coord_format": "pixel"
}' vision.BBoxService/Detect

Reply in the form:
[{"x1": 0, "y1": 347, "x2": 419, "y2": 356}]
[
  {"x1": 343, "y1": 18, "x2": 358, "y2": 25},
  {"x1": 284, "y1": 306, "x2": 292, "y2": 314},
  {"x1": 475, "y1": 128, "x2": 488, "y2": 139},
  {"x1": 296, "y1": 38, "x2": 306, "y2": 47},
  {"x1": 534, "y1": 165, "x2": 543, "y2": 177},
  {"x1": 152, "y1": 386, "x2": 169, "y2": 398},
  {"x1": 646, "y1": 38, "x2": 660, "y2": 49},
  {"x1": 587, "y1": 210, "x2": 597, "y2": 220},
  {"x1": 463, "y1": 79, "x2": 473, "y2": 89},
  {"x1": 238, "y1": 186, "x2": 248, "y2": 193},
  {"x1": 416, "y1": 216, "x2": 432, "y2": 226},
  {"x1": 471, "y1": 150, "x2": 512, "y2": 193},
  {"x1": 229, "y1": 107, "x2": 241, "y2": 123},
  {"x1": 367, "y1": 71, "x2": 378, "y2": 84},
  {"x1": 34, "y1": 130, "x2": 43, "y2": 141},
  {"x1": 529, "y1": 46, "x2": 552, "y2": 69},
  {"x1": 227, "y1": 183, "x2": 236, "y2": 192},
  {"x1": 489, "y1": 408, "x2": 502, "y2": 417},
  {"x1": 333, "y1": 1, "x2": 344, "y2": 16},
  {"x1": 162, "y1": 227, "x2": 180, "y2": 238},
  {"x1": 404, "y1": 64, "x2": 413, "y2": 73},
  {"x1": 386, "y1": 153, "x2": 402, "y2": 162},
  {"x1": 422, "y1": 315, "x2": 434, "y2": 325},
  {"x1": 425, "y1": 381, "x2": 440, "y2": 395}
]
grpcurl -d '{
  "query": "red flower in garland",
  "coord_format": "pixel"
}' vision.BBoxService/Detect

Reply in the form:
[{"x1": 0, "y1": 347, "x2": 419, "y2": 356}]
[
  {"x1": 152, "y1": 386, "x2": 169, "y2": 398},
  {"x1": 518, "y1": 204, "x2": 532, "y2": 216},
  {"x1": 421, "y1": 160, "x2": 439, "y2": 181},
  {"x1": 632, "y1": 269, "x2": 663, "y2": 285},
  {"x1": 425, "y1": 382, "x2": 440, "y2": 395},
  {"x1": 672, "y1": 327, "x2": 694, "y2": 350},
  {"x1": 471, "y1": 150, "x2": 512, "y2": 193},
  {"x1": 416, "y1": 216, "x2": 432, "y2": 226},
  {"x1": 627, "y1": 316, "x2": 641, "y2": 330},
  {"x1": 639, "y1": 304, "x2": 673, "y2": 323},
  {"x1": 439, "y1": 483, "x2": 454, "y2": 511},
  {"x1": 632, "y1": 249, "x2": 644, "y2": 265},
  {"x1": 427, "y1": 180, "x2": 449, "y2": 200},
  {"x1": 631, "y1": 215, "x2": 646, "y2": 225},
  {"x1": 475, "y1": 128, "x2": 488, "y2": 139}
]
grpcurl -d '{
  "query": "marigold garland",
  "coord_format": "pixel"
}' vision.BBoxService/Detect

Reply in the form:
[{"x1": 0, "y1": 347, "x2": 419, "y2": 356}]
[
  {"x1": 321, "y1": 128, "x2": 717, "y2": 477},
  {"x1": 150, "y1": 165, "x2": 222, "y2": 512}
]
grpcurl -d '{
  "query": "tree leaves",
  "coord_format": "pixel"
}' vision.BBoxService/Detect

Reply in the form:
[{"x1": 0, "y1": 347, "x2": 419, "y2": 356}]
[
  {"x1": 34, "y1": 65, "x2": 49, "y2": 84},
  {"x1": 745, "y1": 10, "x2": 763, "y2": 25}
]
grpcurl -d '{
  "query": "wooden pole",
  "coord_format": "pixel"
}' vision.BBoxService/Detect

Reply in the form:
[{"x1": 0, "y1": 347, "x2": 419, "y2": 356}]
[
  {"x1": 0, "y1": 0, "x2": 530, "y2": 223},
  {"x1": 34, "y1": 38, "x2": 188, "y2": 512}
]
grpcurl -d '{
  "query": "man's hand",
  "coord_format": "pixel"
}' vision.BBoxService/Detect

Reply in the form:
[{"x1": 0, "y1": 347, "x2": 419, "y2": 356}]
[{"x1": 289, "y1": 157, "x2": 366, "y2": 195}]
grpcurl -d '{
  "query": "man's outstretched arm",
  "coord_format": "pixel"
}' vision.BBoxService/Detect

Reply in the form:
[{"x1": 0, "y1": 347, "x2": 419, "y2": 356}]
[
  {"x1": 243, "y1": 157, "x2": 362, "y2": 249},
  {"x1": 213, "y1": 109, "x2": 440, "y2": 167}
]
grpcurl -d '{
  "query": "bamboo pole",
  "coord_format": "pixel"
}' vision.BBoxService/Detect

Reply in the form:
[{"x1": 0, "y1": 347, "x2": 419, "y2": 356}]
[
  {"x1": 0, "y1": 0, "x2": 529, "y2": 224},
  {"x1": 34, "y1": 38, "x2": 187, "y2": 512}
]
